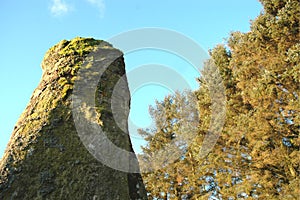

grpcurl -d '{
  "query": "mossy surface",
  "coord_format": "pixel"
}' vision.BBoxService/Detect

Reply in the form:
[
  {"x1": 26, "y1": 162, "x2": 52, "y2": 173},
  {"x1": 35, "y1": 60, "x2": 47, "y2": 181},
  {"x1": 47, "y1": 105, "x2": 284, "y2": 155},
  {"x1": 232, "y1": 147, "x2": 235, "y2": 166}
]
[{"x1": 0, "y1": 38, "x2": 147, "y2": 200}]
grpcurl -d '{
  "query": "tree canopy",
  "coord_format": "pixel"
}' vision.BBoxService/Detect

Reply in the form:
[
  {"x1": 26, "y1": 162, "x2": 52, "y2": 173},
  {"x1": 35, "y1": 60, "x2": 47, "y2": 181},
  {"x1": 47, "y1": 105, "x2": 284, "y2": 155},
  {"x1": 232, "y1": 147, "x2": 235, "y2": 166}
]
[{"x1": 139, "y1": 0, "x2": 299, "y2": 199}]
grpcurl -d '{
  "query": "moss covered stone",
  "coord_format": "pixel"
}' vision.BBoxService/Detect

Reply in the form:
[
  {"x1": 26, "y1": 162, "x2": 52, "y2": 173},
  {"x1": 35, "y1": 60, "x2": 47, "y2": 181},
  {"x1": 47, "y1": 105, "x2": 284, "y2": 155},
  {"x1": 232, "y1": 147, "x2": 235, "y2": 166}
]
[{"x1": 0, "y1": 38, "x2": 147, "y2": 199}]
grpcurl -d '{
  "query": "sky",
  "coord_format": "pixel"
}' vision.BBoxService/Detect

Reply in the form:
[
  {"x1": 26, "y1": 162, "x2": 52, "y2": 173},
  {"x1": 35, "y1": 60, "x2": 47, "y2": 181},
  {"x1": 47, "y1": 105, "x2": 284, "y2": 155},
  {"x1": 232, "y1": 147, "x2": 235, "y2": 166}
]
[{"x1": 0, "y1": 0, "x2": 262, "y2": 158}]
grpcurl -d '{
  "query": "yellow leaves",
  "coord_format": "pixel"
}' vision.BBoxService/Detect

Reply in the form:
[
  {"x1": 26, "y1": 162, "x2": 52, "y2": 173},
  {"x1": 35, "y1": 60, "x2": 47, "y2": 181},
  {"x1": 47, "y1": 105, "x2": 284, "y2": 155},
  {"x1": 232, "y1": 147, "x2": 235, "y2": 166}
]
[
  {"x1": 289, "y1": 150, "x2": 300, "y2": 164},
  {"x1": 288, "y1": 165, "x2": 296, "y2": 177},
  {"x1": 176, "y1": 174, "x2": 184, "y2": 186}
]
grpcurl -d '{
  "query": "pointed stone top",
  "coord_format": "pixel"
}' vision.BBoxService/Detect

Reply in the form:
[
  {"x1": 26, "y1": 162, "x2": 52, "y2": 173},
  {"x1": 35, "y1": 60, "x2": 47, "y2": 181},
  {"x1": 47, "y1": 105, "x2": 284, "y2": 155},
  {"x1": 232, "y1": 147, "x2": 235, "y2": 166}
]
[{"x1": 41, "y1": 37, "x2": 113, "y2": 71}]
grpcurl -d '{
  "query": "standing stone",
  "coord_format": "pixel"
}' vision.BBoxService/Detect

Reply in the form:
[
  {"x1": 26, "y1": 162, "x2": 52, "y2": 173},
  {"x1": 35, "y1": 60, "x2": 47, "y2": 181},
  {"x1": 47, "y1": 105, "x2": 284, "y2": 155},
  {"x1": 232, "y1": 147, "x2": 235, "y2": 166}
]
[{"x1": 0, "y1": 38, "x2": 147, "y2": 199}]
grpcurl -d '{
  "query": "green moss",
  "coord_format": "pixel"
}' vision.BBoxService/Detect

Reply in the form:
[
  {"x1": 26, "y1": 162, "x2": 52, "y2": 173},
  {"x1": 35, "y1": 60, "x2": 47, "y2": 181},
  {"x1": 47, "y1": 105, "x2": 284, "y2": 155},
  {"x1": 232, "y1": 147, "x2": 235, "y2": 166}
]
[
  {"x1": 61, "y1": 84, "x2": 73, "y2": 100},
  {"x1": 58, "y1": 77, "x2": 69, "y2": 87},
  {"x1": 58, "y1": 37, "x2": 103, "y2": 56},
  {"x1": 49, "y1": 40, "x2": 69, "y2": 52},
  {"x1": 70, "y1": 76, "x2": 77, "y2": 83}
]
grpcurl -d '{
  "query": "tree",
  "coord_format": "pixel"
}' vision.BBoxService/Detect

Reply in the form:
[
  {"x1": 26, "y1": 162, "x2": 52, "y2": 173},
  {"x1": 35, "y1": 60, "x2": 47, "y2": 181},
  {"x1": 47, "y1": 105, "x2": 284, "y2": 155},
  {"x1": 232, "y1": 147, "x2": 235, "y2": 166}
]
[
  {"x1": 139, "y1": 0, "x2": 299, "y2": 199},
  {"x1": 138, "y1": 91, "x2": 200, "y2": 199},
  {"x1": 224, "y1": 0, "x2": 300, "y2": 197}
]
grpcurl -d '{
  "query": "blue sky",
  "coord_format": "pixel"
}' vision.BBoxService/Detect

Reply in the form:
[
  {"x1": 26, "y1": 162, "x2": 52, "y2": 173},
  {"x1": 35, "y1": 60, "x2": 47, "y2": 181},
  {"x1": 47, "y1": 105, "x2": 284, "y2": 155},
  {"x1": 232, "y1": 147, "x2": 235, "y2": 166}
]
[{"x1": 0, "y1": 0, "x2": 262, "y2": 157}]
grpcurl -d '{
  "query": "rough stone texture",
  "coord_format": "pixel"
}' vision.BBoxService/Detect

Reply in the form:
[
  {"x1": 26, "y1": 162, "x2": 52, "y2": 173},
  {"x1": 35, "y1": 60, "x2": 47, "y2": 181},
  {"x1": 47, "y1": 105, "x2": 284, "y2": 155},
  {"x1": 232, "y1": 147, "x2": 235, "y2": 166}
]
[{"x1": 0, "y1": 37, "x2": 147, "y2": 200}]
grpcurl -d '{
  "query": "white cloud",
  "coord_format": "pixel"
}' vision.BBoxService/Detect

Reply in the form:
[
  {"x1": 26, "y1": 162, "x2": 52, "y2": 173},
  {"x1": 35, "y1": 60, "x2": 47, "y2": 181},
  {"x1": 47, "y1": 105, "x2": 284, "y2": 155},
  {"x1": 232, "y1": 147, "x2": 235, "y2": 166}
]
[
  {"x1": 86, "y1": 0, "x2": 106, "y2": 18},
  {"x1": 50, "y1": 0, "x2": 71, "y2": 16}
]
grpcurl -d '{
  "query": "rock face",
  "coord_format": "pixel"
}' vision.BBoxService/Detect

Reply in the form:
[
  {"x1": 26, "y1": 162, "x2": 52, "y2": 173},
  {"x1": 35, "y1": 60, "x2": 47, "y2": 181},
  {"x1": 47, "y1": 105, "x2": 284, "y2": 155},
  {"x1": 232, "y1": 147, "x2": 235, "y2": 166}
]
[{"x1": 0, "y1": 38, "x2": 147, "y2": 199}]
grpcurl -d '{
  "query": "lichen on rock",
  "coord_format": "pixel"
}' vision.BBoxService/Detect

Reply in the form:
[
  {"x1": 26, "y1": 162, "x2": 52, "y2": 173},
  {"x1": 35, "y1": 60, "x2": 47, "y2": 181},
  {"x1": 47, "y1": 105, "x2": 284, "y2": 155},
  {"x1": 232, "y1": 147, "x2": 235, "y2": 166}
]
[{"x1": 0, "y1": 37, "x2": 147, "y2": 200}]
